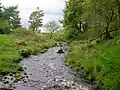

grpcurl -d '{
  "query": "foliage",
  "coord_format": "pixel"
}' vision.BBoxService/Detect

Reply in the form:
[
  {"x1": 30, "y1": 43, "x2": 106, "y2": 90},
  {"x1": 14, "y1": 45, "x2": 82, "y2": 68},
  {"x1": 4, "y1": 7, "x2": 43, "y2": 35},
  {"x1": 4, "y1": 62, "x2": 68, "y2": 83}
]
[
  {"x1": 63, "y1": 3, "x2": 120, "y2": 89},
  {"x1": 0, "y1": 2, "x2": 21, "y2": 34},
  {"x1": 3, "y1": 6, "x2": 21, "y2": 30},
  {"x1": 63, "y1": 0, "x2": 84, "y2": 32},
  {"x1": 0, "y1": 2, "x2": 2, "y2": 17},
  {"x1": 29, "y1": 7, "x2": 44, "y2": 32},
  {"x1": 43, "y1": 20, "x2": 60, "y2": 39},
  {"x1": 0, "y1": 2, "x2": 10, "y2": 34},
  {"x1": 63, "y1": 0, "x2": 119, "y2": 40},
  {"x1": 65, "y1": 32, "x2": 120, "y2": 90}
]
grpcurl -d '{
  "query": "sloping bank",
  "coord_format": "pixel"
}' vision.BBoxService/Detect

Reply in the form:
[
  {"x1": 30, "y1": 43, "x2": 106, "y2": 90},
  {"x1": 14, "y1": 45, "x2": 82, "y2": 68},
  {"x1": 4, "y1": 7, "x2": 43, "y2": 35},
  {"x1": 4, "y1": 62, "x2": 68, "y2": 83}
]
[
  {"x1": 65, "y1": 33, "x2": 120, "y2": 90},
  {"x1": 0, "y1": 28, "x2": 59, "y2": 75}
]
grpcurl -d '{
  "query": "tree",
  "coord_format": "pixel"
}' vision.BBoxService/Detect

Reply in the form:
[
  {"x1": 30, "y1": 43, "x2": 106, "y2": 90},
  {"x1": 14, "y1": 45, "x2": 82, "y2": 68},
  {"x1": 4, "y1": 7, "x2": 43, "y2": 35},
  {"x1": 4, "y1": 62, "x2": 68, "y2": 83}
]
[
  {"x1": 29, "y1": 7, "x2": 44, "y2": 32},
  {"x1": 86, "y1": 0, "x2": 117, "y2": 39},
  {"x1": 0, "y1": 2, "x2": 3, "y2": 18},
  {"x1": 3, "y1": 6, "x2": 21, "y2": 30},
  {"x1": 63, "y1": 0, "x2": 84, "y2": 32},
  {"x1": 116, "y1": 0, "x2": 120, "y2": 28},
  {"x1": 63, "y1": 0, "x2": 119, "y2": 40},
  {"x1": 44, "y1": 21, "x2": 60, "y2": 39},
  {"x1": 0, "y1": 2, "x2": 10, "y2": 34}
]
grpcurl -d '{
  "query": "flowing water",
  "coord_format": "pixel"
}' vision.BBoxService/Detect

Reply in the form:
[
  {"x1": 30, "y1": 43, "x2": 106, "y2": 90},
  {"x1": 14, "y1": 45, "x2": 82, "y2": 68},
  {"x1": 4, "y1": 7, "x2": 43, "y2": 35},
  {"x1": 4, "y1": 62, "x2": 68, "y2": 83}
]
[{"x1": 0, "y1": 44, "x2": 95, "y2": 90}]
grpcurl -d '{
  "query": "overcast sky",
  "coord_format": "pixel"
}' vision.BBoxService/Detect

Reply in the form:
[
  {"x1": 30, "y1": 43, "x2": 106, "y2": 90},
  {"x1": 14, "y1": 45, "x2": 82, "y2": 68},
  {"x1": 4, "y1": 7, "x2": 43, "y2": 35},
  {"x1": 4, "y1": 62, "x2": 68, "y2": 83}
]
[{"x1": 1, "y1": 0, "x2": 66, "y2": 28}]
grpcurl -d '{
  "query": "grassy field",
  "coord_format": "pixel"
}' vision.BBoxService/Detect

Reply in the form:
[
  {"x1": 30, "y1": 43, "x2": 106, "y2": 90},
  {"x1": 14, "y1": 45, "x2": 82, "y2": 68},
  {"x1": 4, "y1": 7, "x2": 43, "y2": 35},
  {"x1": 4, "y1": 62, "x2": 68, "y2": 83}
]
[
  {"x1": 65, "y1": 31, "x2": 120, "y2": 90},
  {"x1": 0, "y1": 28, "x2": 63, "y2": 74}
]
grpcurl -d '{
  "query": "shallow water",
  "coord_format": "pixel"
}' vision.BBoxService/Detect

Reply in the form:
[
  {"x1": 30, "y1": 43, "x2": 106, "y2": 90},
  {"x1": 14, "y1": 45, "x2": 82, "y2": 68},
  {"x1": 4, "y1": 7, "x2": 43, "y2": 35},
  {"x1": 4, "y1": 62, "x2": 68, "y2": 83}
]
[{"x1": 0, "y1": 45, "x2": 93, "y2": 90}]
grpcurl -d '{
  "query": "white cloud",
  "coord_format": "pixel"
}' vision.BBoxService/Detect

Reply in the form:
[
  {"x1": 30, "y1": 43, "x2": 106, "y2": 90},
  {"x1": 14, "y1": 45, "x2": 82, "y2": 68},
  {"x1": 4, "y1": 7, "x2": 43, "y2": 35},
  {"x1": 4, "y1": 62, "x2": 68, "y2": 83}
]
[{"x1": 1, "y1": 0, "x2": 65, "y2": 27}]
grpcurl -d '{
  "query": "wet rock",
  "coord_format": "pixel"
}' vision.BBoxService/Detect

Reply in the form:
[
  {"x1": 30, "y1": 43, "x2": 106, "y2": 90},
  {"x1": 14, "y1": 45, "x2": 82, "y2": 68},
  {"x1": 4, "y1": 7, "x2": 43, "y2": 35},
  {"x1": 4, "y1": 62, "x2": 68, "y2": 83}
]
[
  {"x1": 9, "y1": 73, "x2": 13, "y2": 77},
  {"x1": 23, "y1": 80, "x2": 27, "y2": 84},
  {"x1": 13, "y1": 86, "x2": 16, "y2": 89},
  {"x1": 4, "y1": 77, "x2": 8, "y2": 79},
  {"x1": 24, "y1": 72, "x2": 27, "y2": 75},
  {"x1": 20, "y1": 76, "x2": 25, "y2": 79},
  {"x1": 42, "y1": 76, "x2": 91, "y2": 90},
  {"x1": 57, "y1": 49, "x2": 64, "y2": 54},
  {"x1": 25, "y1": 76, "x2": 28, "y2": 78},
  {"x1": 11, "y1": 78, "x2": 14, "y2": 80},
  {"x1": 3, "y1": 80, "x2": 9, "y2": 84},
  {"x1": 4, "y1": 84, "x2": 12, "y2": 89},
  {"x1": 0, "y1": 82, "x2": 4, "y2": 88},
  {"x1": 29, "y1": 73, "x2": 32, "y2": 75},
  {"x1": 24, "y1": 67, "x2": 27, "y2": 70},
  {"x1": 40, "y1": 49, "x2": 48, "y2": 53},
  {"x1": 64, "y1": 85, "x2": 71, "y2": 89},
  {"x1": 21, "y1": 52, "x2": 30, "y2": 58}
]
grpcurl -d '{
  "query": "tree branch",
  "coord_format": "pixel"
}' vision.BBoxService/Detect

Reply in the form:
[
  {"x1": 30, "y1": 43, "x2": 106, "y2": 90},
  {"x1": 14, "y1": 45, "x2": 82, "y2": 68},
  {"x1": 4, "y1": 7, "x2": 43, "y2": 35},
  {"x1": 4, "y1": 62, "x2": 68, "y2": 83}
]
[{"x1": 78, "y1": 28, "x2": 119, "y2": 44}]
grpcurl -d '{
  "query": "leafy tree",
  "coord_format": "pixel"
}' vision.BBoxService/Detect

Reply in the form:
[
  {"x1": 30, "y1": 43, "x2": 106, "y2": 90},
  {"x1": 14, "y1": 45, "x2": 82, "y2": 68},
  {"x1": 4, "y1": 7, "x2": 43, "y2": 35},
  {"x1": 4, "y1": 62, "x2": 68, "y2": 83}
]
[
  {"x1": 63, "y1": 0, "x2": 119, "y2": 40},
  {"x1": 86, "y1": 0, "x2": 117, "y2": 39},
  {"x1": 0, "y1": 2, "x2": 10, "y2": 34},
  {"x1": 3, "y1": 6, "x2": 21, "y2": 30},
  {"x1": 63, "y1": 0, "x2": 84, "y2": 32},
  {"x1": 116, "y1": 0, "x2": 120, "y2": 28},
  {"x1": 29, "y1": 7, "x2": 44, "y2": 32},
  {"x1": 0, "y1": 2, "x2": 3, "y2": 18},
  {"x1": 44, "y1": 21, "x2": 60, "y2": 39},
  {"x1": 62, "y1": 0, "x2": 120, "y2": 89}
]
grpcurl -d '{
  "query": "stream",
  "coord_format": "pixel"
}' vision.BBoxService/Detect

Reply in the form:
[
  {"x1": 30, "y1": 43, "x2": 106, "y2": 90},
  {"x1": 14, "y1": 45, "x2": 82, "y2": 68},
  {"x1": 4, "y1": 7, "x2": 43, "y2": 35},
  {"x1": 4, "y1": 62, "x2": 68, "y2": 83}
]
[{"x1": 0, "y1": 44, "x2": 95, "y2": 90}]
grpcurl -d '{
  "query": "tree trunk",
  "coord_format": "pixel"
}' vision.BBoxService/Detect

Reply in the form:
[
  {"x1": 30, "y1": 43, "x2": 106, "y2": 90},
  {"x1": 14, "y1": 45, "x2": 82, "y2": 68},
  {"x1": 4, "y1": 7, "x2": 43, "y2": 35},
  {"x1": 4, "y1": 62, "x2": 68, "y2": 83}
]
[
  {"x1": 75, "y1": 23, "x2": 79, "y2": 32},
  {"x1": 105, "y1": 24, "x2": 111, "y2": 39},
  {"x1": 50, "y1": 32, "x2": 53, "y2": 39},
  {"x1": 79, "y1": 21, "x2": 82, "y2": 32},
  {"x1": 33, "y1": 27, "x2": 35, "y2": 32},
  {"x1": 105, "y1": 10, "x2": 114, "y2": 39},
  {"x1": 75, "y1": 22, "x2": 82, "y2": 32},
  {"x1": 116, "y1": 0, "x2": 120, "y2": 28}
]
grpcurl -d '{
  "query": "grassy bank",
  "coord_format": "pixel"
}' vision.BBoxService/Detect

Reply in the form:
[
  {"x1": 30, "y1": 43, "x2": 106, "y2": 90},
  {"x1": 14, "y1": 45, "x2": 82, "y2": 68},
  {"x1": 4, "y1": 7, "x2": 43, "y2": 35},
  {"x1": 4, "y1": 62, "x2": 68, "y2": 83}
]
[
  {"x1": 65, "y1": 31, "x2": 120, "y2": 90},
  {"x1": 0, "y1": 28, "x2": 61, "y2": 74}
]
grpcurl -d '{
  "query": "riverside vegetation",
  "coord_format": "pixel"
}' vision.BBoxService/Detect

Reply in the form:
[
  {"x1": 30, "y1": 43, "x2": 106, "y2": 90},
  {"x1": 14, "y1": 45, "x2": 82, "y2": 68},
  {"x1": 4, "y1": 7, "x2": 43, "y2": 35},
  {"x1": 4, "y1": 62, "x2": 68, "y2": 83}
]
[
  {"x1": 1, "y1": 0, "x2": 120, "y2": 90},
  {"x1": 0, "y1": 2, "x2": 62, "y2": 75},
  {"x1": 64, "y1": 31, "x2": 120, "y2": 90},
  {"x1": 62, "y1": 0, "x2": 120, "y2": 90},
  {"x1": 0, "y1": 28, "x2": 60, "y2": 74}
]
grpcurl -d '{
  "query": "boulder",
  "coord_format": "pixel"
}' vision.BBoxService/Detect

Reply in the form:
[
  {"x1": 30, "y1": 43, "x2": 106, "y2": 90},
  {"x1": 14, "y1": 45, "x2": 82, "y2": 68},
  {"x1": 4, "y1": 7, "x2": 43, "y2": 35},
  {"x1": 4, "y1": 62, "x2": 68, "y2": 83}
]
[
  {"x1": 57, "y1": 49, "x2": 64, "y2": 54},
  {"x1": 40, "y1": 49, "x2": 48, "y2": 53}
]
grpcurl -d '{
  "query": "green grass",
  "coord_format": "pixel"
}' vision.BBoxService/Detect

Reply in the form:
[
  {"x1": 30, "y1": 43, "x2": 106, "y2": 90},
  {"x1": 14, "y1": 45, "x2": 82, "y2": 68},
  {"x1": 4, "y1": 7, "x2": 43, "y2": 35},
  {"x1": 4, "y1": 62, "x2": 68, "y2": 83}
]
[
  {"x1": 65, "y1": 32, "x2": 120, "y2": 90},
  {"x1": 0, "y1": 28, "x2": 61, "y2": 74},
  {"x1": 0, "y1": 35, "x2": 21, "y2": 73}
]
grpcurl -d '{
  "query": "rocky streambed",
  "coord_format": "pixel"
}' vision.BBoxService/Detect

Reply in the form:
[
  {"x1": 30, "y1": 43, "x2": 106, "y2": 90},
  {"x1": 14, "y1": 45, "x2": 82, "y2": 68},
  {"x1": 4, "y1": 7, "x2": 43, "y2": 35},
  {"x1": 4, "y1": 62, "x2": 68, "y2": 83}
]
[{"x1": 0, "y1": 44, "x2": 95, "y2": 90}]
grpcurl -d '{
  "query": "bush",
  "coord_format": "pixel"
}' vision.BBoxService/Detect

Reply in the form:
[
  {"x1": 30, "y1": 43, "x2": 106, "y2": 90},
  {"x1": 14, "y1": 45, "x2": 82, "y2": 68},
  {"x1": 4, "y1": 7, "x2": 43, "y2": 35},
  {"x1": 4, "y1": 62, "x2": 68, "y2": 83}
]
[{"x1": 64, "y1": 27, "x2": 77, "y2": 40}]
